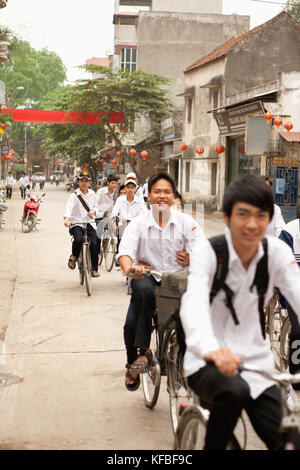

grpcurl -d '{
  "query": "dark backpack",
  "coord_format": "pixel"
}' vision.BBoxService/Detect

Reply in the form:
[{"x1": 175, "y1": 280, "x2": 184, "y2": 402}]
[{"x1": 168, "y1": 234, "x2": 269, "y2": 356}]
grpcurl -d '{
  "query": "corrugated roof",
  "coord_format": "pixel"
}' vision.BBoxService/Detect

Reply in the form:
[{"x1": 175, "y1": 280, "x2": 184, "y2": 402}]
[
  {"x1": 279, "y1": 131, "x2": 300, "y2": 142},
  {"x1": 86, "y1": 58, "x2": 109, "y2": 66},
  {"x1": 185, "y1": 12, "x2": 296, "y2": 73}
]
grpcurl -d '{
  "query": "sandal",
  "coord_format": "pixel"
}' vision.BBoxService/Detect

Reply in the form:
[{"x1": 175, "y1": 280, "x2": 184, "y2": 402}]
[
  {"x1": 91, "y1": 271, "x2": 100, "y2": 278},
  {"x1": 125, "y1": 364, "x2": 140, "y2": 392},
  {"x1": 68, "y1": 255, "x2": 76, "y2": 269},
  {"x1": 130, "y1": 349, "x2": 154, "y2": 375}
]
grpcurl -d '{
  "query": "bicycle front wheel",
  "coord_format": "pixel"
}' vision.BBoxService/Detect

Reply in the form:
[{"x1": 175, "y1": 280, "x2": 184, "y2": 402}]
[
  {"x1": 168, "y1": 337, "x2": 193, "y2": 435},
  {"x1": 280, "y1": 316, "x2": 291, "y2": 372},
  {"x1": 78, "y1": 251, "x2": 84, "y2": 285},
  {"x1": 174, "y1": 405, "x2": 208, "y2": 450},
  {"x1": 104, "y1": 235, "x2": 116, "y2": 272},
  {"x1": 83, "y1": 243, "x2": 92, "y2": 296},
  {"x1": 142, "y1": 326, "x2": 161, "y2": 409}
]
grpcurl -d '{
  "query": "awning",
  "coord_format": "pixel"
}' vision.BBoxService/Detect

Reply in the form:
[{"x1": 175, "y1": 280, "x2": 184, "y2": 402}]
[
  {"x1": 98, "y1": 145, "x2": 118, "y2": 154},
  {"x1": 161, "y1": 153, "x2": 181, "y2": 161},
  {"x1": 279, "y1": 131, "x2": 300, "y2": 142}
]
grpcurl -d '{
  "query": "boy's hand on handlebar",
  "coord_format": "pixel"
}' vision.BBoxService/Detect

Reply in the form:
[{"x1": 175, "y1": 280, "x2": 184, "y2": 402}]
[
  {"x1": 126, "y1": 262, "x2": 154, "y2": 278},
  {"x1": 204, "y1": 347, "x2": 241, "y2": 376},
  {"x1": 87, "y1": 210, "x2": 96, "y2": 218}
]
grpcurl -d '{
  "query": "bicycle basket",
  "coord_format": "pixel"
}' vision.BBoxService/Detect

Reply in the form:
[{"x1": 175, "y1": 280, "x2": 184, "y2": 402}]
[{"x1": 155, "y1": 270, "x2": 188, "y2": 326}]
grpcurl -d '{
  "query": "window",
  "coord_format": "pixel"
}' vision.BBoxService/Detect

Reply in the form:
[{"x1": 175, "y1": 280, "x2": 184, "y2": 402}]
[
  {"x1": 212, "y1": 89, "x2": 219, "y2": 109},
  {"x1": 187, "y1": 98, "x2": 192, "y2": 123},
  {"x1": 185, "y1": 162, "x2": 191, "y2": 192},
  {"x1": 121, "y1": 48, "x2": 137, "y2": 73},
  {"x1": 211, "y1": 162, "x2": 217, "y2": 196}
]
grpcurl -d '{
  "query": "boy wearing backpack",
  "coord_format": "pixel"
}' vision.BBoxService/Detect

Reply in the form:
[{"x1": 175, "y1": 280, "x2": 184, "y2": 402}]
[{"x1": 180, "y1": 174, "x2": 300, "y2": 450}]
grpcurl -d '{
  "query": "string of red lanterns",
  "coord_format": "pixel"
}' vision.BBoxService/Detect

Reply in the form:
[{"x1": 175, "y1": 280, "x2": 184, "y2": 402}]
[{"x1": 264, "y1": 111, "x2": 293, "y2": 132}]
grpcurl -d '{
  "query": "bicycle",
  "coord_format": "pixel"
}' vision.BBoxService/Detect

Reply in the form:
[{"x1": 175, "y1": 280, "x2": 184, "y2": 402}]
[
  {"x1": 265, "y1": 290, "x2": 289, "y2": 371},
  {"x1": 174, "y1": 362, "x2": 300, "y2": 450},
  {"x1": 98, "y1": 220, "x2": 117, "y2": 272},
  {"x1": 71, "y1": 223, "x2": 92, "y2": 296},
  {"x1": 128, "y1": 269, "x2": 192, "y2": 434}
]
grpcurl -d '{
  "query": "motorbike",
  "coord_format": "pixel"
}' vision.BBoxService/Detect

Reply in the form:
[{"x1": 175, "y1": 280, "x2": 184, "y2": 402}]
[
  {"x1": 66, "y1": 180, "x2": 74, "y2": 192},
  {"x1": 21, "y1": 191, "x2": 46, "y2": 233},
  {"x1": 0, "y1": 189, "x2": 8, "y2": 230}
]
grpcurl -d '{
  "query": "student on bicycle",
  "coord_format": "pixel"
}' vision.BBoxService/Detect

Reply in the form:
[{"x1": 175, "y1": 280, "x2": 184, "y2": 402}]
[
  {"x1": 64, "y1": 170, "x2": 100, "y2": 278},
  {"x1": 117, "y1": 173, "x2": 205, "y2": 390},
  {"x1": 180, "y1": 174, "x2": 300, "y2": 450},
  {"x1": 95, "y1": 174, "x2": 118, "y2": 252}
]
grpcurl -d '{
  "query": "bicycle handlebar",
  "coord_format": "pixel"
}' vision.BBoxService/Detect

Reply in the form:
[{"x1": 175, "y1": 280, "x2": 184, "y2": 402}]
[{"x1": 239, "y1": 362, "x2": 300, "y2": 386}]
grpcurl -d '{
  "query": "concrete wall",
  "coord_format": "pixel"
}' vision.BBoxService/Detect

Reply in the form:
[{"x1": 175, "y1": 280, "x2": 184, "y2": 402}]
[
  {"x1": 225, "y1": 13, "x2": 300, "y2": 98},
  {"x1": 137, "y1": 12, "x2": 250, "y2": 106},
  {"x1": 151, "y1": 0, "x2": 223, "y2": 14}
]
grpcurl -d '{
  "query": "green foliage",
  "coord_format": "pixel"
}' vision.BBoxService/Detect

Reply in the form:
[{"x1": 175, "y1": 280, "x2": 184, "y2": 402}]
[
  {"x1": 0, "y1": 38, "x2": 66, "y2": 108},
  {"x1": 285, "y1": 0, "x2": 300, "y2": 21},
  {"x1": 35, "y1": 67, "x2": 174, "y2": 171}
]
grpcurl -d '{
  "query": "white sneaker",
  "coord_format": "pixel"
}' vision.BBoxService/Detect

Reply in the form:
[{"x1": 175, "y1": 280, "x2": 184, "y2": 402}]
[{"x1": 287, "y1": 388, "x2": 300, "y2": 412}]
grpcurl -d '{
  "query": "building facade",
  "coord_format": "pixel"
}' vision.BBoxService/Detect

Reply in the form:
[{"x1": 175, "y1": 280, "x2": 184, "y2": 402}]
[{"x1": 180, "y1": 12, "x2": 300, "y2": 219}]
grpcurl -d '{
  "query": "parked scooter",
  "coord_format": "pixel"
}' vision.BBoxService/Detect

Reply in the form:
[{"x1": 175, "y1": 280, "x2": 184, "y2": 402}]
[
  {"x1": 0, "y1": 189, "x2": 8, "y2": 230},
  {"x1": 21, "y1": 192, "x2": 46, "y2": 233}
]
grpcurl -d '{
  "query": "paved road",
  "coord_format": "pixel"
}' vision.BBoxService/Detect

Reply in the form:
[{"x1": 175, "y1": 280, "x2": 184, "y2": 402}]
[{"x1": 0, "y1": 183, "x2": 266, "y2": 450}]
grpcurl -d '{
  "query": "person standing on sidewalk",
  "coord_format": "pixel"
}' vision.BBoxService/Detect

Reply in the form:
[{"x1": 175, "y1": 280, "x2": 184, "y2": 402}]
[
  {"x1": 64, "y1": 170, "x2": 100, "y2": 278},
  {"x1": 5, "y1": 172, "x2": 15, "y2": 199}
]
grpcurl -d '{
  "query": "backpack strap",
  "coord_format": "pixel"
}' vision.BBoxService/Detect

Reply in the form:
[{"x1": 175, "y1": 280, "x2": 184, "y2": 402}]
[
  {"x1": 250, "y1": 238, "x2": 269, "y2": 340},
  {"x1": 77, "y1": 194, "x2": 91, "y2": 213},
  {"x1": 209, "y1": 235, "x2": 240, "y2": 327}
]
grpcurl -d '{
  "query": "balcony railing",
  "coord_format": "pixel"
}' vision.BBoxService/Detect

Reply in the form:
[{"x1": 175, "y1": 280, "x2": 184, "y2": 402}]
[{"x1": 265, "y1": 139, "x2": 284, "y2": 154}]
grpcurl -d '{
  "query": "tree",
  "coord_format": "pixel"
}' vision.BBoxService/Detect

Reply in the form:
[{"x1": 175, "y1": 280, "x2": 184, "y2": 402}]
[
  {"x1": 35, "y1": 66, "x2": 173, "y2": 183},
  {"x1": 285, "y1": 0, "x2": 300, "y2": 21},
  {"x1": 1, "y1": 38, "x2": 66, "y2": 108}
]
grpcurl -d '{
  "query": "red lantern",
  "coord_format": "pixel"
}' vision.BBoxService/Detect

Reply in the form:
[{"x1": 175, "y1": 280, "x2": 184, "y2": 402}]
[
  {"x1": 116, "y1": 151, "x2": 122, "y2": 158},
  {"x1": 196, "y1": 146, "x2": 204, "y2": 155},
  {"x1": 121, "y1": 126, "x2": 127, "y2": 132},
  {"x1": 284, "y1": 121, "x2": 293, "y2": 132},
  {"x1": 111, "y1": 159, "x2": 117, "y2": 165},
  {"x1": 215, "y1": 144, "x2": 225, "y2": 155},
  {"x1": 180, "y1": 143, "x2": 187, "y2": 152},
  {"x1": 264, "y1": 111, "x2": 273, "y2": 123},
  {"x1": 140, "y1": 151, "x2": 148, "y2": 160},
  {"x1": 1, "y1": 123, "x2": 6, "y2": 129},
  {"x1": 129, "y1": 149, "x2": 137, "y2": 157},
  {"x1": 274, "y1": 117, "x2": 282, "y2": 128}
]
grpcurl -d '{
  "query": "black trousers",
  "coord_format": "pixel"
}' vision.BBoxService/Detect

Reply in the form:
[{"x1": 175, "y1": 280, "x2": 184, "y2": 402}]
[
  {"x1": 6, "y1": 187, "x2": 12, "y2": 199},
  {"x1": 125, "y1": 277, "x2": 160, "y2": 355},
  {"x1": 70, "y1": 224, "x2": 98, "y2": 271},
  {"x1": 188, "y1": 363, "x2": 283, "y2": 450}
]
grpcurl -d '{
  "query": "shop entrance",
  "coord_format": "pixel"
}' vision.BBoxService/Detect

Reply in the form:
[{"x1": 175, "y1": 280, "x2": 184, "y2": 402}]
[{"x1": 226, "y1": 135, "x2": 261, "y2": 185}]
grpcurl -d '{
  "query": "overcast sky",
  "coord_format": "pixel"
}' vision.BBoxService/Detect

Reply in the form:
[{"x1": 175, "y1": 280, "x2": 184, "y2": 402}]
[{"x1": 0, "y1": 0, "x2": 285, "y2": 82}]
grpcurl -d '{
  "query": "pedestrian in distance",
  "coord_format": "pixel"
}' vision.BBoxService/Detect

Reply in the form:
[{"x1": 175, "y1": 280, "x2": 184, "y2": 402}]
[
  {"x1": 117, "y1": 173, "x2": 205, "y2": 391},
  {"x1": 265, "y1": 177, "x2": 286, "y2": 237},
  {"x1": 5, "y1": 171, "x2": 15, "y2": 199},
  {"x1": 180, "y1": 174, "x2": 300, "y2": 450},
  {"x1": 19, "y1": 172, "x2": 30, "y2": 199},
  {"x1": 64, "y1": 170, "x2": 100, "y2": 278}
]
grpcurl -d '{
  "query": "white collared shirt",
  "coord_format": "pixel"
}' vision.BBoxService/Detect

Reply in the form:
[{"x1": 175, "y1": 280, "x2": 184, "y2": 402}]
[
  {"x1": 286, "y1": 218, "x2": 300, "y2": 264},
  {"x1": 6, "y1": 176, "x2": 15, "y2": 186},
  {"x1": 95, "y1": 186, "x2": 115, "y2": 218},
  {"x1": 111, "y1": 194, "x2": 146, "y2": 221},
  {"x1": 266, "y1": 204, "x2": 286, "y2": 237},
  {"x1": 117, "y1": 207, "x2": 205, "y2": 276},
  {"x1": 19, "y1": 176, "x2": 29, "y2": 187},
  {"x1": 180, "y1": 227, "x2": 300, "y2": 399},
  {"x1": 64, "y1": 188, "x2": 98, "y2": 228}
]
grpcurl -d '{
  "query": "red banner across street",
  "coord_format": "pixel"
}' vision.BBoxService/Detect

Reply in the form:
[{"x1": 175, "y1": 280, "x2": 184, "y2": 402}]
[{"x1": 0, "y1": 108, "x2": 125, "y2": 124}]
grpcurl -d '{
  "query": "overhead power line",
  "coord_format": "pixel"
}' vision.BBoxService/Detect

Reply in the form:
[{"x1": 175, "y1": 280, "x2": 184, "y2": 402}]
[{"x1": 250, "y1": 0, "x2": 300, "y2": 6}]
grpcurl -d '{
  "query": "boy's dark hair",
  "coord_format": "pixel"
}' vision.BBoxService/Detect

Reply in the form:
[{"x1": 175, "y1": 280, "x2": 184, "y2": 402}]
[
  {"x1": 118, "y1": 184, "x2": 125, "y2": 195},
  {"x1": 222, "y1": 174, "x2": 274, "y2": 220},
  {"x1": 148, "y1": 173, "x2": 176, "y2": 194},
  {"x1": 107, "y1": 174, "x2": 118, "y2": 183},
  {"x1": 174, "y1": 191, "x2": 183, "y2": 209}
]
